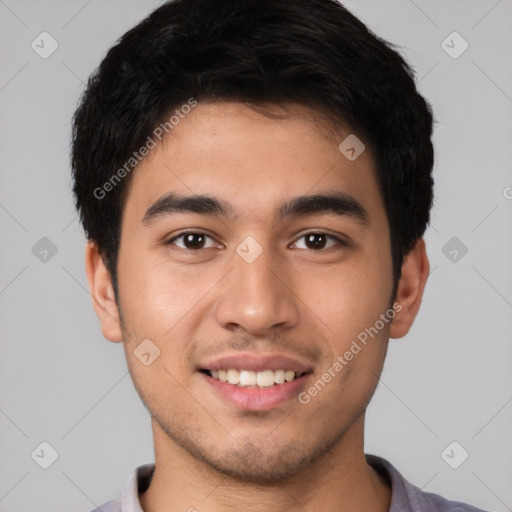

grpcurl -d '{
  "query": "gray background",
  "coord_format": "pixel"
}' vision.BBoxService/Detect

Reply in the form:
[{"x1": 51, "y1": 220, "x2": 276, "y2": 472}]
[{"x1": 0, "y1": 0, "x2": 511, "y2": 511}]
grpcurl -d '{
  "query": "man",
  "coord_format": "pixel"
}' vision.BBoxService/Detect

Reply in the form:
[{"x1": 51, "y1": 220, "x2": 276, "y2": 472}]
[{"x1": 71, "y1": 0, "x2": 489, "y2": 510}]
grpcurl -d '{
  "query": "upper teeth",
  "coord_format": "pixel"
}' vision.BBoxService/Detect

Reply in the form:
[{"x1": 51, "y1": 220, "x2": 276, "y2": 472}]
[{"x1": 210, "y1": 369, "x2": 297, "y2": 387}]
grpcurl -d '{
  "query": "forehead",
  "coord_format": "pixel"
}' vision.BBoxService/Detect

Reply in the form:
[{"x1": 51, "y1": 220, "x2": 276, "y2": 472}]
[{"x1": 121, "y1": 101, "x2": 384, "y2": 225}]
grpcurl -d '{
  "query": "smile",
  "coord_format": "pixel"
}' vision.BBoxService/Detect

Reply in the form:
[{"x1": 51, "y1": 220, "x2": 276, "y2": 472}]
[
  {"x1": 201, "y1": 368, "x2": 307, "y2": 388},
  {"x1": 198, "y1": 353, "x2": 314, "y2": 410}
]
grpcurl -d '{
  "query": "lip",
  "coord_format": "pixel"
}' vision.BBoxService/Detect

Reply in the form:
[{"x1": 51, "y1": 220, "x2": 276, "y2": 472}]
[
  {"x1": 198, "y1": 352, "x2": 314, "y2": 411},
  {"x1": 200, "y1": 371, "x2": 311, "y2": 411},
  {"x1": 198, "y1": 353, "x2": 314, "y2": 373}
]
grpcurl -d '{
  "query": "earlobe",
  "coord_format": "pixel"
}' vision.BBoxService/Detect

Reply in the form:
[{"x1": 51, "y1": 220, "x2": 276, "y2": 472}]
[
  {"x1": 84, "y1": 241, "x2": 124, "y2": 343},
  {"x1": 389, "y1": 238, "x2": 430, "y2": 339}
]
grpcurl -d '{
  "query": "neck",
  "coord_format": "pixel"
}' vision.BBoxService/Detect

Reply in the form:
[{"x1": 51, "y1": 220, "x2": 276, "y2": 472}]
[{"x1": 139, "y1": 415, "x2": 391, "y2": 512}]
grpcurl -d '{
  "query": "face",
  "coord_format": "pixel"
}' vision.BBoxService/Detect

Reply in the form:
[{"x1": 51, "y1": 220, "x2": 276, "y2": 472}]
[{"x1": 89, "y1": 101, "x2": 422, "y2": 483}]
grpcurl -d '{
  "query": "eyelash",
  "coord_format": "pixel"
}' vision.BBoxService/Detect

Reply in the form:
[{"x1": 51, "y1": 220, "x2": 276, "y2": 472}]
[{"x1": 166, "y1": 230, "x2": 348, "y2": 253}]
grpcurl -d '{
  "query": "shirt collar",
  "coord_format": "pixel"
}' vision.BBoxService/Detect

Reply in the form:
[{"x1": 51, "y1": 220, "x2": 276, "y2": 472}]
[
  {"x1": 120, "y1": 463, "x2": 155, "y2": 512},
  {"x1": 119, "y1": 454, "x2": 413, "y2": 511}
]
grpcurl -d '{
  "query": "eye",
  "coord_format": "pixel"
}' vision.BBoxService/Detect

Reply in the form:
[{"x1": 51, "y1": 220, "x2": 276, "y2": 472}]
[
  {"x1": 167, "y1": 231, "x2": 220, "y2": 251},
  {"x1": 166, "y1": 230, "x2": 347, "y2": 252},
  {"x1": 291, "y1": 232, "x2": 346, "y2": 251}
]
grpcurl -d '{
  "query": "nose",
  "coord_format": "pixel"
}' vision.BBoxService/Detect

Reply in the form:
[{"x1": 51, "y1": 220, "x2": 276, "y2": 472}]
[{"x1": 214, "y1": 244, "x2": 300, "y2": 337}]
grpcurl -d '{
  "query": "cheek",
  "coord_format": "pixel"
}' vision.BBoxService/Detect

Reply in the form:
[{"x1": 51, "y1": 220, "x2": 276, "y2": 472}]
[
  {"x1": 116, "y1": 248, "x2": 219, "y2": 372},
  {"x1": 117, "y1": 247, "x2": 191, "y2": 325},
  {"x1": 302, "y1": 257, "x2": 392, "y2": 344}
]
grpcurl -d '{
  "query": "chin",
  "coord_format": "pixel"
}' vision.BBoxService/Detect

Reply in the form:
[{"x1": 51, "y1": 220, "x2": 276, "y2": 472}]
[
  {"x1": 171, "y1": 426, "x2": 340, "y2": 484},
  {"x1": 200, "y1": 445, "x2": 315, "y2": 484}
]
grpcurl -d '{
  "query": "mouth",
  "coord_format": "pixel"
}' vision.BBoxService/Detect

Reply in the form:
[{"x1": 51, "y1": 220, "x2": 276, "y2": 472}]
[
  {"x1": 199, "y1": 368, "x2": 309, "y2": 388},
  {"x1": 198, "y1": 353, "x2": 314, "y2": 411}
]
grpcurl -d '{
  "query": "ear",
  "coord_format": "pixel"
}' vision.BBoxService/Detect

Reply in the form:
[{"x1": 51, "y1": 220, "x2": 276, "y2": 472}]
[
  {"x1": 84, "y1": 241, "x2": 123, "y2": 343},
  {"x1": 389, "y1": 238, "x2": 430, "y2": 339}
]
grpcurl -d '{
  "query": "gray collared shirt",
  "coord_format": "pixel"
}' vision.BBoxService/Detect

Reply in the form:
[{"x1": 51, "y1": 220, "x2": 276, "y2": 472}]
[{"x1": 89, "y1": 454, "x2": 490, "y2": 511}]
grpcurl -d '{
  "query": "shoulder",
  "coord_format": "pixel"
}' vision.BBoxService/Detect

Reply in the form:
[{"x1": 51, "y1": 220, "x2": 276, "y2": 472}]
[
  {"x1": 406, "y1": 482, "x2": 492, "y2": 511},
  {"x1": 366, "y1": 454, "x2": 492, "y2": 512}
]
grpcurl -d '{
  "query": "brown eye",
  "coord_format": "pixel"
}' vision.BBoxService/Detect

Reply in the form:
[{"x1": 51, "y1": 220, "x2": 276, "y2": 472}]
[
  {"x1": 291, "y1": 232, "x2": 345, "y2": 251},
  {"x1": 167, "y1": 232, "x2": 218, "y2": 251}
]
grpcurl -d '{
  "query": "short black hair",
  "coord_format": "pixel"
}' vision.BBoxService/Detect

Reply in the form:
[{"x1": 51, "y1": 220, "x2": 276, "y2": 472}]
[{"x1": 71, "y1": 0, "x2": 434, "y2": 300}]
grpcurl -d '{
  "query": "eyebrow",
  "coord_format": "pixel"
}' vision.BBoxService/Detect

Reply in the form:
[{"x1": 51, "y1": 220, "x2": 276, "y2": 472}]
[{"x1": 141, "y1": 191, "x2": 369, "y2": 227}]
